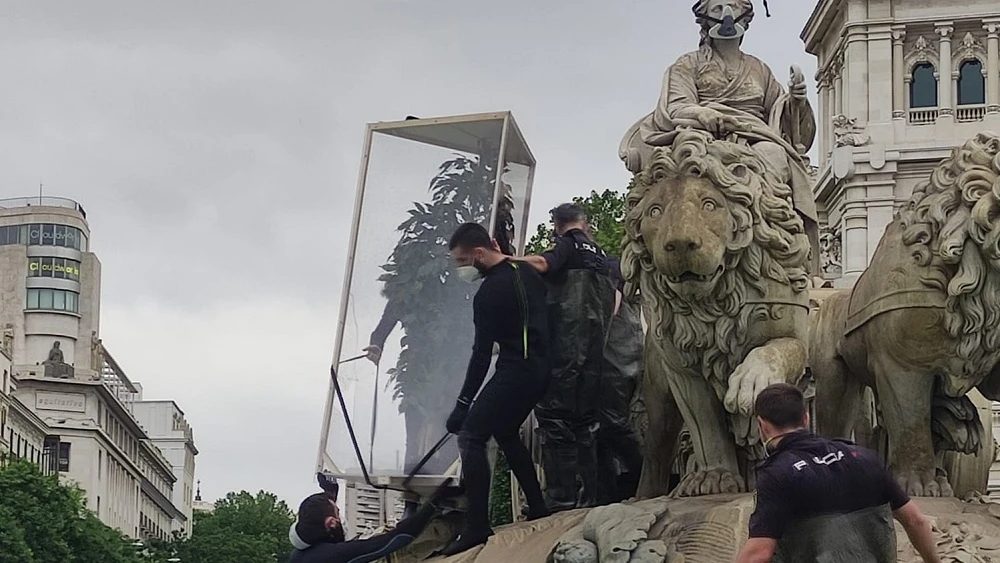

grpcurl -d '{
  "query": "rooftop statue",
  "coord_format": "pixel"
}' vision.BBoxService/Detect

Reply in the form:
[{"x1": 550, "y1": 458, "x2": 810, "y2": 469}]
[
  {"x1": 42, "y1": 340, "x2": 74, "y2": 379},
  {"x1": 620, "y1": 0, "x2": 819, "y2": 274}
]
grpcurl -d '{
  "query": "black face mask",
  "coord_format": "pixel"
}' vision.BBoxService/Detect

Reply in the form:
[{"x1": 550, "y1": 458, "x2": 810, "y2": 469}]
[
  {"x1": 692, "y1": 0, "x2": 770, "y2": 19},
  {"x1": 328, "y1": 524, "x2": 346, "y2": 543},
  {"x1": 700, "y1": 7, "x2": 752, "y2": 38}
]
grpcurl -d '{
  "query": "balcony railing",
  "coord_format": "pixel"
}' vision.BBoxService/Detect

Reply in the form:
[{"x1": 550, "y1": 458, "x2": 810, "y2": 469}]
[
  {"x1": 908, "y1": 108, "x2": 938, "y2": 125},
  {"x1": 957, "y1": 104, "x2": 987, "y2": 123},
  {"x1": 0, "y1": 197, "x2": 86, "y2": 218}
]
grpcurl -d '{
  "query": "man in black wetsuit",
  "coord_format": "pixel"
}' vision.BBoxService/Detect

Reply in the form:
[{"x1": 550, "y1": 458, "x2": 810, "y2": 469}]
[
  {"x1": 288, "y1": 476, "x2": 452, "y2": 563},
  {"x1": 736, "y1": 383, "x2": 941, "y2": 563},
  {"x1": 439, "y1": 222, "x2": 551, "y2": 555},
  {"x1": 513, "y1": 203, "x2": 617, "y2": 511}
]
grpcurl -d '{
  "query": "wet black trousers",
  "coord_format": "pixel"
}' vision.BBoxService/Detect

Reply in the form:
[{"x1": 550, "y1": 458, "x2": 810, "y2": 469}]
[{"x1": 457, "y1": 366, "x2": 547, "y2": 533}]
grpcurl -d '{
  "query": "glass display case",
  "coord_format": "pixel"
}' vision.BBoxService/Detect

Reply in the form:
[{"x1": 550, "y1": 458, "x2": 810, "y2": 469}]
[{"x1": 318, "y1": 112, "x2": 536, "y2": 494}]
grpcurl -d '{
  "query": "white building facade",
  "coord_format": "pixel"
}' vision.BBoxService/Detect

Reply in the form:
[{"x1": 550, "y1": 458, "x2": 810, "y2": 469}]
[
  {"x1": 342, "y1": 482, "x2": 404, "y2": 538},
  {"x1": 132, "y1": 400, "x2": 199, "y2": 537},
  {"x1": 802, "y1": 0, "x2": 1000, "y2": 287},
  {"x1": 0, "y1": 196, "x2": 194, "y2": 538},
  {"x1": 0, "y1": 197, "x2": 101, "y2": 375},
  {"x1": 12, "y1": 370, "x2": 185, "y2": 540}
]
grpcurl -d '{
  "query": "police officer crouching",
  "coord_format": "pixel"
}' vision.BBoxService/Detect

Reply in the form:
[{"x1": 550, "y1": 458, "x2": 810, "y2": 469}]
[
  {"x1": 513, "y1": 203, "x2": 617, "y2": 511},
  {"x1": 737, "y1": 384, "x2": 941, "y2": 563}
]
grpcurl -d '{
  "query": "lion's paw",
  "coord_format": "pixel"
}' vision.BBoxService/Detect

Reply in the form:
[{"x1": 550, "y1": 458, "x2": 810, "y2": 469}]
[
  {"x1": 724, "y1": 353, "x2": 785, "y2": 416},
  {"x1": 896, "y1": 469, "x2": 954, "y2": 497},
  {"x1": 671, "y1": 468, "x2": 745, "y2": 498}
]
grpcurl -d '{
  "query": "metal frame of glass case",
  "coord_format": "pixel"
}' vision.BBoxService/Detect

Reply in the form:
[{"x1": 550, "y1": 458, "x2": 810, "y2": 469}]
[{"x1": 317, "y1": 112, "x2": 536, "y2": 499}]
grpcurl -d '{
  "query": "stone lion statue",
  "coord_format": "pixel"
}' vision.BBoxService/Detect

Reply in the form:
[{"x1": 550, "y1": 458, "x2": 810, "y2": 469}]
[
  {"x1": 621, "y1": 129, "x2": 813, "y2": 498},
  {"x1": 811, "y1": 131, "x2": 1000, "y2": 497}
]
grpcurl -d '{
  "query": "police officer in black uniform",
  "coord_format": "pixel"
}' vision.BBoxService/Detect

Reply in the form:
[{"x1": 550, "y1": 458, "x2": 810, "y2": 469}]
[
  {"x1": 736, "y1": 384, "x2": 940, "y2": 563},
  {"x1": 513, "y1": 203, "x2": 617, "y2": 511}
]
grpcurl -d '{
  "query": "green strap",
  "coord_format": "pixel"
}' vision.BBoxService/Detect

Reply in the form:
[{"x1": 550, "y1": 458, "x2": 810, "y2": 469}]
[{"x1": 510, "y1": 263, "x2": 529, "y2": 360}]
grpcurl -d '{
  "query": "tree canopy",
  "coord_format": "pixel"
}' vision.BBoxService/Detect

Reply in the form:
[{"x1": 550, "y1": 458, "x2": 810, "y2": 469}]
[
  {"x1": 1, "y1": 458, "x2": 297, "y2": 563},
  {"x1": 152, "y1": 491, "x2": 295, "y2": 563},
  {"x1": 525, "y1": 189, "x2": 627, "y2": 258},
  {"x1": 0, "y1": 458, "x2": 144, "y2": 563}
]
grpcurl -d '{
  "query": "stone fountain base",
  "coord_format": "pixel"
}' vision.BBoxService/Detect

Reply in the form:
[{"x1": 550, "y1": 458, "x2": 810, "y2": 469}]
[{"x1": 389, "y1": 494, "x2": 1000, "y2": 563}]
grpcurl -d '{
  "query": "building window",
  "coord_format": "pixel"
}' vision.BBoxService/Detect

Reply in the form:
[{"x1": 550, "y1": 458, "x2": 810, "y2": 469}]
[
  {"x1": 0, "y1": 223, "x2": 86, "y2": 250},
  {"x1": 57, "y1": 442, "x2": 71, "y2": 472},
  {"x1": 28, "y1": 257, "x2": 81, "y2": 281},
  {"x1": 26, "y1": 288, "x2": 79, "y2": 313},
  {"x1": 0, "y1": 225, "x2": 27, "y2": 246},
  {"x1": 910, "y1": 63, "x2": 938, "y2": 108},
  {"x1": 958, "y1": 59, "x2": 986, "y2": 105}
]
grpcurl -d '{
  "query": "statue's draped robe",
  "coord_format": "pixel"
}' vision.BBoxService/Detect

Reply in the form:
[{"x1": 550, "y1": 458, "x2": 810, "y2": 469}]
[{"x1": 622, "y1": 50, "x2": 820, "y2": 273}]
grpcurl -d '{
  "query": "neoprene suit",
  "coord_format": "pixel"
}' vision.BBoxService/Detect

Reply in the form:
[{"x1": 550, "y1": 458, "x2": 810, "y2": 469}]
[{"x1": 288, "y1": 501, "x2": 437, "y2": 563}]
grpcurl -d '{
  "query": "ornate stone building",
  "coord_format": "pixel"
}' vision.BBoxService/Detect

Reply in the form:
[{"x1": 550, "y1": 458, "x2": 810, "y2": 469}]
[
  {"x1": 802, "y1": 0, "x2": 1000, "y2": 287},
  {"x1": 0, "y1": 196, "x2": 195, "y2": 539}
]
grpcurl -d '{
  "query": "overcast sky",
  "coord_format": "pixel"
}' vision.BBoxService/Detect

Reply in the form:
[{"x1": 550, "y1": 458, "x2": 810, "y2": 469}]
[{"x1": 0, "y1": 0, "x2": 819, "y2": 509}]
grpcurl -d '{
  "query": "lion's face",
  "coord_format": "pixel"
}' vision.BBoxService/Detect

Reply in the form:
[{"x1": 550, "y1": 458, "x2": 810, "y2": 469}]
[{"x1": 640, "y1": 175, "x2": 734, "y2": 298}]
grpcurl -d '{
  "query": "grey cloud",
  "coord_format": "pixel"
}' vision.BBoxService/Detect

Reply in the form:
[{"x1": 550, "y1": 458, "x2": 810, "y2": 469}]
[{"x1": 1, "y1": 0, "x2": 819, "y2": 504}]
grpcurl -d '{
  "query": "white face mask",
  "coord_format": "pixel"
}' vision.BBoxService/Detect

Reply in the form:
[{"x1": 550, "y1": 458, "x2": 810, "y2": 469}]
[{"x1": 456, "y1": 265, "x2": 482, "y2": 283}]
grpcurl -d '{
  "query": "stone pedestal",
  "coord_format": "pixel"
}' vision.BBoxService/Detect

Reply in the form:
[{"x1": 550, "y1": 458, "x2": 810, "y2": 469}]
[
  {"x1": 42, "y1": 361, "x2": 74, "y2": 379},
  {"x1": 408, "y1": 495, "x2": 1000, "y2": 562}
]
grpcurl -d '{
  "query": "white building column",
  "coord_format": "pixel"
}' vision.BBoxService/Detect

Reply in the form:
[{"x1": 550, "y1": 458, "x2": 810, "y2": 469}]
[
  {"x1": 846, "y1": 28, "x2": 869, "y2": 121},
  {"x1": 892, "y1": 26, "x2": 906, "y2": 119},
  {"x1": 986, "y1": 19, "x2": 1000, "y2": 114},
  {"x1": 834, "y1": 55, "x2": 844, "y2": 116},
  {"x1": 817, "y1": 70, "x2": 832, "y2": 158},
  {"x1": 841, "y1": 184, "x2": 869, "y2": 286},
  {"x1": 936, "y1": 23, "x2": 955, "y2": 117},
  {"x1": 865, "y1": 179, "x2": 897, "y2": 265}
]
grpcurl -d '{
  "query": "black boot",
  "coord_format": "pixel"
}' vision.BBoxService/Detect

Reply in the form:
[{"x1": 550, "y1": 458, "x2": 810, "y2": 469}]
[
  {"x1": 541, "y1": 444, "x2": 579, "y2": 513},
  {"x1": 596, "y1": 441, "x2": 620, "y2": 505},
  {"x1": 442, "y1": 433, "x2": 495, "y2": 556},
  {"x1": 496, "y1": 435, "x2": 550, "y2": 522},
  {"x1": 576, "y1": 433, "x2": 600, "y2": 508}
]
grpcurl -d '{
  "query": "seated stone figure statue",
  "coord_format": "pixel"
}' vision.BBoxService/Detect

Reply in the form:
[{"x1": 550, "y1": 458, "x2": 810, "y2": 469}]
[
  {"x1": 620, "y1": 0, "x2": 819, "y2": 271},
  {"x1": 43, "y1": 341, "x2": 74, "y2": 379}
]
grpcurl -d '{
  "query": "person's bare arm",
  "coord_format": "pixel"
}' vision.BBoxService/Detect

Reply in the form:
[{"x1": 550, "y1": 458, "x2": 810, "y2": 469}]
[
  {"x1": 508, "y1": 255, "x2": 549, "y2": 273},
  {"x1": 735, "y1": 538, "x2": 776, "y2": 563},
  {"x1": 893, "y1": 501, "x2": 940, "y2": 563}
]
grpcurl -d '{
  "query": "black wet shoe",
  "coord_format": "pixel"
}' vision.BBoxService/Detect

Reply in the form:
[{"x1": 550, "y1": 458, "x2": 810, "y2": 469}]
[
  {"x1": 439, "y1": 528, "x2": 494, "y2": 556},
  {"x1": 525, "y1": 507, "x2": 551, "y2": 522},
  {"x1": 522, "y1": 504, "x2": 551, "y2": 522}
]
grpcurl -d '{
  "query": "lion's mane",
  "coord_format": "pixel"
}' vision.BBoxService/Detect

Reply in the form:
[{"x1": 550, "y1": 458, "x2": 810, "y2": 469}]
[
  {"x1": 621, "y1": 129, "x2": 812, "y2": 390},
  {"x1": 899, "y1": 132, "x2": 1000, "y2": 379}
]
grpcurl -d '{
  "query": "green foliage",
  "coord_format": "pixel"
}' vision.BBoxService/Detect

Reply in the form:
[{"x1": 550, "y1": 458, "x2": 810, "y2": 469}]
[
  {"x1": 378, "y1": 154, "x2": 499, "y2": 462},
  {"x1": 525, "y1": 189, "x2": 628, "y2": 258},
  {"x1": 0, "y1": 460, "x2": 296, "y2": 563},
  {"x1": 0, "y1": 504, "x2": 32, "y2": 563},
  {"x1": 0, "y1": 458, "x2": 143, "y2": 563},
  {"x1": 166, "y1": 491, "x2": 295, "y2": 563},
  {"x1": 488, "y1": 452, "x2": 512, "y2": 527}
]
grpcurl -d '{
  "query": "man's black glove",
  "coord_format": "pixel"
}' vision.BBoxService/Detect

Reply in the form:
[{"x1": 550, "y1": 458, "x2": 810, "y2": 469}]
[{"x1": 446, "y1": 398, "x2": 471, "y2": 434}]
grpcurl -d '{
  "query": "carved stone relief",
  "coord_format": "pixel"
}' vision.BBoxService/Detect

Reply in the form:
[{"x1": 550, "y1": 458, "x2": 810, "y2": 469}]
[
  {"x1": 954, "y1": 31, "x2": 987, "y2": 69},
  {"x1": 819, "y1": 227, "x2": 842, "y2": 278},
  {"x1": 906, "y1": 35, "x2": 939, "y2": 73},
  {"x1": 831, "y1": 115, "x2": 871, "y2": 147}
]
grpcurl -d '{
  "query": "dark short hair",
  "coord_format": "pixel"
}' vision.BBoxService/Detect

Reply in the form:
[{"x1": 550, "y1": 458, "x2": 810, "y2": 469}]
[
  {"x1": 449, "y1": 222, "x2": 491, "y2": 251},
  {"x1": 295, "y1": 493, "x2": 336, "y2": 545},
  {"x1": 550, "y1": 203, "x2": 587, "y2": 228},
  {"x1": 754, "y1": 383, "x2": 806, "y2": 429}
]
